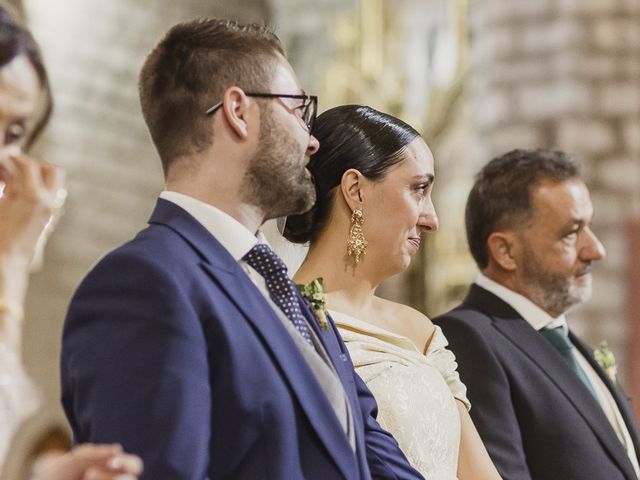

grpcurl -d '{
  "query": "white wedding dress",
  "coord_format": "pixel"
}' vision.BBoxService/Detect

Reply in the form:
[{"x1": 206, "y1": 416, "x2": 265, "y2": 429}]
[{"x1": 332, "y1": 310, "x2": 470, "y2": 480}]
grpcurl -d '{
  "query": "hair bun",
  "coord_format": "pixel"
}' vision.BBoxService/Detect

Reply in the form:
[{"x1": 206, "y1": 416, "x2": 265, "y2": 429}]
[{"x1": 283, "y1": 206, "x2": 315, "y2": 244}]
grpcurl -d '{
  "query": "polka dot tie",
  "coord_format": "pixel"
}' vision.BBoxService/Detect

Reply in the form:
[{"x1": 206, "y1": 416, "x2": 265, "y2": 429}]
[{"x1": 244, "y1": 243, "x2": 313, "y2": 345}]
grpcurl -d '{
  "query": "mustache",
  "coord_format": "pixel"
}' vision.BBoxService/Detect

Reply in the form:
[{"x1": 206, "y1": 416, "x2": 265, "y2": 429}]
[{"x1": 575, "y1": 262, "x2": 592, "y2": 276}]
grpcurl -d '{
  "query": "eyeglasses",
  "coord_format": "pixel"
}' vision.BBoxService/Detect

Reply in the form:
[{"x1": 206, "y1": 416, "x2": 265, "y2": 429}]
[{"x1": 205, "y1": 93, "x2": 318, "y2": 132}]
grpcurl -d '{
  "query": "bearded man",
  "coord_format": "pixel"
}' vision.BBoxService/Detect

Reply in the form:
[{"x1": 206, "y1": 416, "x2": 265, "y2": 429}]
[
  {"x1": 434, "y1": 149, "x2": 640, "y2": 480},
  {"x1": 61, "y1": 19, "x2": 421, "y2": 480}
]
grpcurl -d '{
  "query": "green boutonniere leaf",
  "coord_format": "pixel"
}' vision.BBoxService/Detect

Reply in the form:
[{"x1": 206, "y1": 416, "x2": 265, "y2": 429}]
[
  {"x1": 594, "y1": 340, "x2": 618, "y2": 383},
  {"x1": 297, "y1": 278, "x2": 329, "y2": 330}
]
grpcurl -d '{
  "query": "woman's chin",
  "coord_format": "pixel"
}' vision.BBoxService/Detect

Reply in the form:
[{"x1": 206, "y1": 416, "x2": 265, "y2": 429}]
[{"x1": 390, "y1": 255, "x2": 412, "y2": 278}]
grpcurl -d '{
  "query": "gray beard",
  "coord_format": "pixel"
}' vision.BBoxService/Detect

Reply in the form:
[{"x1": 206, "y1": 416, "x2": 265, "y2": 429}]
[{"x1": 520, "y1": 251, "x2": 592, "y2": 317}]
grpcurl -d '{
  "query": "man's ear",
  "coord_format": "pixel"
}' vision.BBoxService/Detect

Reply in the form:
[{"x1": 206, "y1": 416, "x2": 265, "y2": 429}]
[
  {"x1": 340, "y1": 169, "x2": 365, "y2": 211},
  {"x1": 220, "y1": 87, "x2": 251, "y2": 138},
  {"x1": 487, "y1": 231, "x2": 519, "y2": 271}
]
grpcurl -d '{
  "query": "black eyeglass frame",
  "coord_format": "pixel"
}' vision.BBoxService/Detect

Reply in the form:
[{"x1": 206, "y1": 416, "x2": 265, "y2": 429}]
[{"x1": 205, "y1": 92, "x2": 318, "y2": 132}]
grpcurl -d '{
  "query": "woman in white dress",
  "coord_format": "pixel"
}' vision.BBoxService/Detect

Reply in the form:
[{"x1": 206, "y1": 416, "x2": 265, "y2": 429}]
[
  {"x1": 286, "y1": 105, "x2": 501, "y2": 480},
  {"x1": 0, "y1": 6, "x2": 142, "y2": 479}
]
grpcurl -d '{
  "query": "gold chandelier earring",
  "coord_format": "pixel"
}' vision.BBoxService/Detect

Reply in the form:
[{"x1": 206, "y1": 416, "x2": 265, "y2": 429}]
[{"x1": 347, "y1": 207, "x2": 367, "y2": 264}]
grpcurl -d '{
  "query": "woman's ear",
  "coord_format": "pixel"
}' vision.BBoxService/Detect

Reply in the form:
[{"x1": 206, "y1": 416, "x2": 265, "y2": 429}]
[
  {"x1": 487, "y1": 231, "x2": 519, "y2": 271},
  {"x1": 220, "y1": 87, "x2": 252, "y2": 138},
  {"x1": 340, "y1": 169, "x2": 365, "y2": 211}
]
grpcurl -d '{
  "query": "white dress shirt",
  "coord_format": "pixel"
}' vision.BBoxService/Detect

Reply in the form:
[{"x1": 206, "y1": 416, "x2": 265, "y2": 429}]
[
  {"x1": 159, "y1": 191, "x2": 285, "y2": 306},
  {"x1": 476, "y1": 273, "x2": 640, "y2": 478}
]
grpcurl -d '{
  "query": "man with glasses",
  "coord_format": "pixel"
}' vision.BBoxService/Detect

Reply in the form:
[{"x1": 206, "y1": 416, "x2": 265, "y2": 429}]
[{"x1": 61, "y1": 18, "x2": 422, "y2": 480}]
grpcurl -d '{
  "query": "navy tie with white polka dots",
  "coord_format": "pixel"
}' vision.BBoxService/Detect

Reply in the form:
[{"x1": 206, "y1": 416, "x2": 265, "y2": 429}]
[{"x1": 244, "y1": 243, "x2": 313, "y2": 345}]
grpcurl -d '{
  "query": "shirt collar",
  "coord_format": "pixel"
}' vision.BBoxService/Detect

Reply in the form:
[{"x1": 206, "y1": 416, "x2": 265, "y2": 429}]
[
  {"x1": 160, "y1": 190, "x2": 262, "y2": 261},
  {"x1": 475, "y1": 272, "x2": 566, "y2": 331}
]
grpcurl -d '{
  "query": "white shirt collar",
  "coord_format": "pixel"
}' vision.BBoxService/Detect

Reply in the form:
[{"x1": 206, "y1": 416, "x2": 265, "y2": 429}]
[
  {"x1": 160, "y1": 190, "x2": 263, "y2": 261},
  {"x1": 475, "y1": 272, "x2": 566, "y2": 331}
]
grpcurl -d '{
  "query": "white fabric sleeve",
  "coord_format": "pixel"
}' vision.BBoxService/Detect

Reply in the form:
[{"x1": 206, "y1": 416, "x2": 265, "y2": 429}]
[{"x1": 425, "y1": 326, "x2": 471, "y2": 411}]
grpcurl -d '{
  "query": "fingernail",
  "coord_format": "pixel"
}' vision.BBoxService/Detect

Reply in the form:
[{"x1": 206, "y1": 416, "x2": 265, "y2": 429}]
[
  {"x1": 6, "y1": 145, "x2": 21, "y2": 158},
  {"x1": 109, "y1": 456, "x2": 124, "y2": 469}
]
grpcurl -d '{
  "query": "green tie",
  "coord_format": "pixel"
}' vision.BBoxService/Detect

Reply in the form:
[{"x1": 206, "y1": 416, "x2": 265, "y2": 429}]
[{"x1": 539, "y1": 326, "x2": 597, "y2": 398}]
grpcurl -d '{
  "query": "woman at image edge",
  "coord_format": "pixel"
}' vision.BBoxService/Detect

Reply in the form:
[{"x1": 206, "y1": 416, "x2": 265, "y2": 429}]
[
  {"x1": 0, "y1": 6, "x2": 142, "y2": 479},
  {"x1": 286, "y1": 105, "x2": 502, "y2": 480}
]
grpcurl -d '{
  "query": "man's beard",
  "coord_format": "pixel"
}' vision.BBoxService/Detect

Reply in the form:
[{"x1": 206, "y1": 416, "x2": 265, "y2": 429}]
[
  {"x1": 240, "y1": 105, "x2": 315, "y2": 220},
  {"x1": 520, "y1": 242, "x2": 592, "y2": 317}
]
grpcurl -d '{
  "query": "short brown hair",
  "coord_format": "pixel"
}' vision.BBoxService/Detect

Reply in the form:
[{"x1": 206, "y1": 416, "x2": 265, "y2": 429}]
[
  {"x1": 466, "y1": 149, "x2": 581, "y2": 269},
  {"x1": 138, "y1": 18, "x2": 285, "y2": 175}
]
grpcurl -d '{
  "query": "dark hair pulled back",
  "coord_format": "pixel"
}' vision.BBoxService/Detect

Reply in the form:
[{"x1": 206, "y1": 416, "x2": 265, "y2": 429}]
[{"x1": 284, "y1": 104, "x2": 420, "y2": 244}]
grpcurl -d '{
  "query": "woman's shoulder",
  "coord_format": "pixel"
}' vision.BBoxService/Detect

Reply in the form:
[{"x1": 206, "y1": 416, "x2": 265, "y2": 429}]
[
  {"x1": 373, "y1": 297, "x2": 435, "y2": 350},
  {"x1": 374, "y1": 297, "x2": 433, "y2": 326}
]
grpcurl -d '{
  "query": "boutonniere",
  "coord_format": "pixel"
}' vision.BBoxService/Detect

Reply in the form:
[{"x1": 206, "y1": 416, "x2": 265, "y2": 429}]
[
  {"x1": 296, "y1": 278, "x2": 329, "y2": 330},
  {"x1": 594, "y1": 340, "x2": 618, "y2": 384}
]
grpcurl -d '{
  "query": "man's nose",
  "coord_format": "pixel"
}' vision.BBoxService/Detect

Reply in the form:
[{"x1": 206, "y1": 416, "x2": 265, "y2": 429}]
[
  {"x1": 307, "y1": 134, "x2": 319, "y2": 156},
  {"x1": 581, "y1": 227, "x2": 606, "y2": 261}
]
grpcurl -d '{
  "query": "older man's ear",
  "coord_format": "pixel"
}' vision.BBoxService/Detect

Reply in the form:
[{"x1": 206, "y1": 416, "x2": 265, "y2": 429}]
[{"x1": 486, "y1": 231, "x2": 519, "y2": 272}]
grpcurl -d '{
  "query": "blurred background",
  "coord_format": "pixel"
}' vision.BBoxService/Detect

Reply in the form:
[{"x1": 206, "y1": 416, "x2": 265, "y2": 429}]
[{"x1": 2, "y1": 0, "x2": 639, "y2": 477}]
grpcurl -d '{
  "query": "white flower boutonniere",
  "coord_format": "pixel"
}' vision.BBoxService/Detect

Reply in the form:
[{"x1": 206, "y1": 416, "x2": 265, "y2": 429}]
[
  {"x1": 296, "y1": 278, "x2": 329, "y2": 330},
  {"x1": 594, "y1": 340, "x2": 618, "y2": 384}
]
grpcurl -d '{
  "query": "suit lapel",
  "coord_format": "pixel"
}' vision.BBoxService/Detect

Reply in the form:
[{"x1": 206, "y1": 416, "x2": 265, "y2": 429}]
[
  {"x1": 465, "y1": 285, "x2": 636, "y2": 479},
  {"x1": 201, "y1": 263, "x2": 356, "y2": 477},
  {"x1": 298, "y1": 296, "x2": 362, "y2": 409},
  {"x1": 572, "y1": 334, "x2": 640, "y2": 457},
  {"x1": 148, "y1": 200, "x2": 357, "y2": 477},
  {"x1": 298, "y1": 299, "x2": 370, "y2": 471}
]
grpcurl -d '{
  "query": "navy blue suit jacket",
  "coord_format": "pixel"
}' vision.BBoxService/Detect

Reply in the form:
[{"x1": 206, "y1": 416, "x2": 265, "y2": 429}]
[
  {"x1": 61, "y1": 199, "x2": 422, "y2": 480},
  {"x1": 434, "y1": 284, "x2": 640, "y2": 480}
]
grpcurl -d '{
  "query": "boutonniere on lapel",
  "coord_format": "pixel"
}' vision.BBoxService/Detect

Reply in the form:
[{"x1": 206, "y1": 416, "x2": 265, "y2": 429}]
[
  {"x1": 594, "y1": 340, "x2": 618, "y2": 384},
  {"x1": 296, "y1": 278, "x2": 329, "y2": 330}
]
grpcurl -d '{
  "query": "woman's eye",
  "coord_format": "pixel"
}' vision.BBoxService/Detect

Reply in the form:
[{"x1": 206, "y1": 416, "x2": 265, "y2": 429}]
[
  {"x1": 414, "y1": 184, "x2": 427, "y2": 196},
  {"x1": 6, "y1": 123, "x2": 26, "y2": 145}
]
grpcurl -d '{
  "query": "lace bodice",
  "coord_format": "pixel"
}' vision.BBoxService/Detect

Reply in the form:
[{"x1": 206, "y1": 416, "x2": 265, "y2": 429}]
[{"x1": 332, "y1": 310, "x2": 469, "y2": 480}]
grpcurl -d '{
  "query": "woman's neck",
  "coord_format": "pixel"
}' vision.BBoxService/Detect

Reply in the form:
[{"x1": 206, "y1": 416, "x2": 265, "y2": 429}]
[{"x1": 294, "y1": 236, "x2": 381, "y2": 318}]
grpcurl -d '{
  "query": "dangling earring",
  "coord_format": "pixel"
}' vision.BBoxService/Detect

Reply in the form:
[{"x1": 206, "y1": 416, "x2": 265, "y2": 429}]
[{"x1": 347, "y1": 207, "x2": 367, "y2": 264}]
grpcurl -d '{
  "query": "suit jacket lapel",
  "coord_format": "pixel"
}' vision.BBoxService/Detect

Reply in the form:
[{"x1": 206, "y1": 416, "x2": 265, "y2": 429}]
[
  {"x1": 464, "y1": 285, "x2": 636, "y2": 478},
  {"x1": 297, "y1": 298, "x2": 370, "y2": 470},
  {"x1": 572, "y1": 334, "x2": 640, "y2": 457},
  {"x1": 297, "y1": 295, "x2": 361, "y2": 407},
  {"x1": 201, "y1": 264, "x2": 358, "y2": 478},
  {"x1": 148, "y1": 200, "x2": 357, "y2": 477}
]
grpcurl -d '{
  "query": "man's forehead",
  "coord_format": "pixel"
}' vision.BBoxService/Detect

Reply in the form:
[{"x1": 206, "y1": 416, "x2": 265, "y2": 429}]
[
  {"x1": 531, "y1": 178, "x2": 592, "y2": 219},
  {"x1": 269, "y1": 57, "x2": 303, "y2": 93}
]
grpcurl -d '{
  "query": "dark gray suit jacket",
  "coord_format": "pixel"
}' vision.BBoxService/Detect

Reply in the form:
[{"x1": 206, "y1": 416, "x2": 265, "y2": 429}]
[{"x1": 434, "y1": 284, "x2": 640, "y2": 480}]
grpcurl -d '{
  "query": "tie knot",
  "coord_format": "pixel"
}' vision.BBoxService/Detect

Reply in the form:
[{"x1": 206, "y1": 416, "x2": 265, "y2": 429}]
[
  {"x1": 540, "y1": 325, "x2": 572, "y2": 352},
  {"x1": 243, "y1": 243, "x2": 288, "y2": 277}
]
